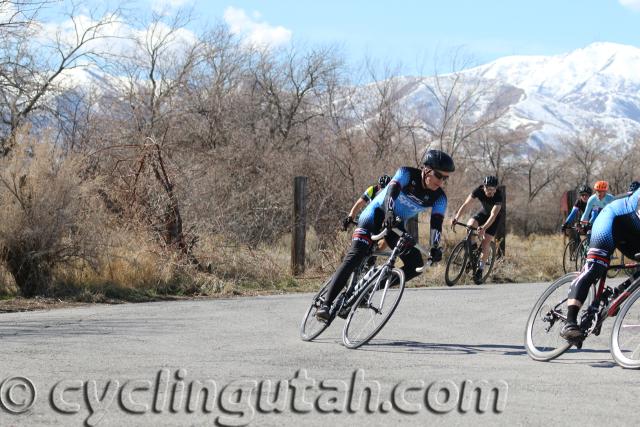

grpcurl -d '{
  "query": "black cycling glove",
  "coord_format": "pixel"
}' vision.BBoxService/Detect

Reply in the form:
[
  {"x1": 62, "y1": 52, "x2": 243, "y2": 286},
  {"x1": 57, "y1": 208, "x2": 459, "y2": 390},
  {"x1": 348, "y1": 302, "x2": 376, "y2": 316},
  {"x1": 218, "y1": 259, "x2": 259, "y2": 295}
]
[{"x1": 341, "y1": 216, "x2": 353, "y2": 231}]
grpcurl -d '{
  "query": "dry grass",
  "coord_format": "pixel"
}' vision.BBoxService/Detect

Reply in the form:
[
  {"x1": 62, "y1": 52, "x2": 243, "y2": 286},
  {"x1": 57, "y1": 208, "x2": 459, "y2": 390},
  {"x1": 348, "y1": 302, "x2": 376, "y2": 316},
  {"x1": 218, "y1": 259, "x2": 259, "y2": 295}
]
[{"x1": 0, "y1": 218, "x2": 568, "y2": 305}]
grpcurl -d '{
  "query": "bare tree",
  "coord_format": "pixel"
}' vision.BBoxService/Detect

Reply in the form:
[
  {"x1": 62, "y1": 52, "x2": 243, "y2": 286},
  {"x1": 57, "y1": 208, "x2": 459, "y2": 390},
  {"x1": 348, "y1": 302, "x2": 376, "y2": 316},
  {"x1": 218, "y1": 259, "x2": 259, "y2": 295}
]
[
  {"x1": 563, "y1": 128, "x2": 614, "y2": 186},
  {"x1": 416, "y1": 50, "x2": 516, "y2": 158},
  {"x1": 468, "y1": 123, "x2": 539, "y2": 182},
  {"x1": 93, "y1": 9, "x2": 204, "y2": 261},
  {"x1": 519, "y1": 143, "x2": 566, "y2": 235},
  {"x1": 249, "y1": 43, "x2": 342, "y2": 150},
  {"x1": 0, "y1": 1, "x2": 121, "y2": 155}
]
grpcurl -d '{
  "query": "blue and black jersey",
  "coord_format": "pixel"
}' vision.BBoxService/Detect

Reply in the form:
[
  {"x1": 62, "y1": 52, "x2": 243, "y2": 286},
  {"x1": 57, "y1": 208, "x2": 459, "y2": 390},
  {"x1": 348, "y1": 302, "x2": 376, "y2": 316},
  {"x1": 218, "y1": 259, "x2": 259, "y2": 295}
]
[
  {"x1": 360, "y1": 167, "x2": 447, "y2": 224},
  {"x1": 356, "y1": 167, "x2": 447, "y2": 248}
]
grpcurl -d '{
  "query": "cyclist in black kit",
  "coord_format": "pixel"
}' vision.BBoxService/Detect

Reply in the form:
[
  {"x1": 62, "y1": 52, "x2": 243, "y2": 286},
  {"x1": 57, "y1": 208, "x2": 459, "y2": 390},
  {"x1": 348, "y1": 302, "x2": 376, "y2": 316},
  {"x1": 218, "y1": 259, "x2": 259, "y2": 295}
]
[
  {"x1": 450, "y1": 176, "x2": 503, "y2": 284},
  {"x1": 561, "y1": 184, "x2": 592, "y2": 244}
]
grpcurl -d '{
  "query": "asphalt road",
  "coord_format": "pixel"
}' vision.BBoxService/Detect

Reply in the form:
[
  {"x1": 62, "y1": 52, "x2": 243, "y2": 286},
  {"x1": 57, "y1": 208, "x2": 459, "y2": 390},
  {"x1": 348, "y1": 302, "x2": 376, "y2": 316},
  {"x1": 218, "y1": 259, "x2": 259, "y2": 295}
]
[{"x1": 1, "y1": 281, "x2": 639, "y2": 426}]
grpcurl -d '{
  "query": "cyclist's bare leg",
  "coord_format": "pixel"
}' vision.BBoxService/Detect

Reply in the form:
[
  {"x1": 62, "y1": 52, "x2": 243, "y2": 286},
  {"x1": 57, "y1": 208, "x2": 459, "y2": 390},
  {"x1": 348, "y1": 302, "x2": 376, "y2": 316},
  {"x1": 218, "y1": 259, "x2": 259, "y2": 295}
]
[
  {"x1": 480, "y1": 233, "x2": 494, "y2": 263},
  {"x1": 466, "y1": 218, "x2": 479, "y2": 245}
]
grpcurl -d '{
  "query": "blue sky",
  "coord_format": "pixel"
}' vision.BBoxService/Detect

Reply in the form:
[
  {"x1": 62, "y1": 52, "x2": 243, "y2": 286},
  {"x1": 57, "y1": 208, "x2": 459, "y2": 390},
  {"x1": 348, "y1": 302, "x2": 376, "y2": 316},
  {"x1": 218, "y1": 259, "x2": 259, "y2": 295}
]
[
  {"x1": 27, "y1": 0, "x2": 640, "y2": 73},
  {"x1": 181, "y1": 0, "x2": 640, "y2": 70}
]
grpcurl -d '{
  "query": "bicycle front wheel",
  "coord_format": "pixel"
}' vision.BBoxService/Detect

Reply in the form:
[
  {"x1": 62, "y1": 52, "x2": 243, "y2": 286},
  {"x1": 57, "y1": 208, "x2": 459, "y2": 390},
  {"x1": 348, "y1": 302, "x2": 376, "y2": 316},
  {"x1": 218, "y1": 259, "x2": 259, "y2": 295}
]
[
  {"x1": 576, "y1": 239, "x2": 589, "y2": 271},
  {"x1": 562, "y1": 240, "x2": 577, "y2": 273},
  {"x1": 610, "y1": 289, "x2": 640, "y2": 369},
  {"x1": 479, "y1": 241, "x2": 497, "y2": 284},
  {"x1": 524, "y1": 272, "x2": 593, "y2": 361},
  {"x1": 300, "y1": 279, "x2": 333, "y2": 341},
  {"x1": 342, "y1": 268, "x2": 405, "y2": 349},
  {"x1": 445, "y1": 241, "x2": 467, "y2": 286}
]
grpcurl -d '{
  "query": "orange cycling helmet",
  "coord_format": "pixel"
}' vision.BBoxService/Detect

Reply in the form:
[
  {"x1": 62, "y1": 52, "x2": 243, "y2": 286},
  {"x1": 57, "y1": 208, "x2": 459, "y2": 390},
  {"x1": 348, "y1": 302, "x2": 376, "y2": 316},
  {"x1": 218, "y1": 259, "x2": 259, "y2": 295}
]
[{"x1": 593, "y1": 181, "x2": 609, "y2": 192}]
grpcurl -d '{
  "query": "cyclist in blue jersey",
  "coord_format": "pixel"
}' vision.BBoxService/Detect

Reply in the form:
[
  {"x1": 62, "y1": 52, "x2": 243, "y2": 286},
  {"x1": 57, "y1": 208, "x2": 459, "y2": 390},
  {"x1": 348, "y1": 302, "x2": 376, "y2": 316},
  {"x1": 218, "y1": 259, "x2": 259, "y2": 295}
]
[
  {"x1": 316, "y1": 149, "x2": 455, "y2": 321},
  {"x1": 561, "y1": 187, "x2": 640, "y2": 341},
  {"x1": 561, "y1": 184, "x2": 592, "y2": 246},
  {"x1": 580, "y1": 181, "x2": 614, "y2": 232},
  {"x1": 342, "y1": 175, "x2": 391, "y2": 231}
]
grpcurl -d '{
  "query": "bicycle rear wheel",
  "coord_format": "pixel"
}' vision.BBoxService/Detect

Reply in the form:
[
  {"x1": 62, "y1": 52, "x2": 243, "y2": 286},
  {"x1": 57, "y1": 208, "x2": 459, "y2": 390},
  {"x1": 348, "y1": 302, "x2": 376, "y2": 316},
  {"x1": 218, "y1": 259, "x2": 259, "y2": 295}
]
[
  {"x1": 342, "y1": 268, "x2": 405, "y2": 349},
  {"x1": 610, "y1": 288, "x2": 640, "y2": 369},
  {"x1": 524, "y1": 272, "x2": 594, "y2": 361},
  {"x1": 445, "y1": 241, "x2": 467, "y2": 286},
  {"x1": 300, "y1": 279, "x2": 333, "y2": 341}
]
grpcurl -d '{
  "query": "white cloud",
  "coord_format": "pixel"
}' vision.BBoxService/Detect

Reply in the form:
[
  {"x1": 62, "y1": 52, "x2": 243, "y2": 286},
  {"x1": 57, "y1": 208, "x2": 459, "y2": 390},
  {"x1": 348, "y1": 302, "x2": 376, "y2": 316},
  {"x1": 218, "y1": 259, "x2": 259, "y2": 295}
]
[
  {"x1": 223, "y1": 6, "x2": 292, "y2": 48},
  {"x1": 619, "y1": 0, "x2": 640, "y2": 11},
  {"x1": 36, "y1": 13, "x2": 198, "y2": 70}
]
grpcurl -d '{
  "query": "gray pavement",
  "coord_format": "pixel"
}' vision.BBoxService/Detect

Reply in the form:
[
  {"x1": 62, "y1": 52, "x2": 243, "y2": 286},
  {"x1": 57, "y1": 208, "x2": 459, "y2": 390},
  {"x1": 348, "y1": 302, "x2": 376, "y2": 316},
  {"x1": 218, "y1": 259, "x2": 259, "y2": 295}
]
[{"x1": 1, "y1": 282, "x2": 639, "y2": 426}]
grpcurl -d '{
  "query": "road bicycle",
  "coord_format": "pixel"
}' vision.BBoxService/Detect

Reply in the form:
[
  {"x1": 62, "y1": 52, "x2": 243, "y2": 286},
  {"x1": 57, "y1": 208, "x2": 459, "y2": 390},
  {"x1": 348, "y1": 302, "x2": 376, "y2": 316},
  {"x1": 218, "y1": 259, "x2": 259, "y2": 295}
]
[
  {"x1": 300, "y1": 225, "x2": 431, "y2": 349},
  {"x1": 561, "y1": 226, "x2": 583, "y2": 274},
  {"x1": 524, "y1": 254, "x2": 640, "y2": 368},
  {"x1": 444, "y1": 220, "x2": 496, "y2": 286}
]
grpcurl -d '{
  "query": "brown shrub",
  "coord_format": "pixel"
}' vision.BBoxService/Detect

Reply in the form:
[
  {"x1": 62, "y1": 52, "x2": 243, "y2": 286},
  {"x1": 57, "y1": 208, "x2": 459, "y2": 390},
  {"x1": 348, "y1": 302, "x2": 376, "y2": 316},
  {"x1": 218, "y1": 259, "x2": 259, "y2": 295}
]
[{"x1": 0, "y1": 135, "x2": 106, "y2": 296}]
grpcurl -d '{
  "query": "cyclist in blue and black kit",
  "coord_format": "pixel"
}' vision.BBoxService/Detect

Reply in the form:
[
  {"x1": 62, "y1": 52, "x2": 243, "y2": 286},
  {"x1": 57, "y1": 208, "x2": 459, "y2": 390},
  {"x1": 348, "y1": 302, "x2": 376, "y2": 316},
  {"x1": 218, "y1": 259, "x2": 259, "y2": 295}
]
[
  {"x1": 561, "y1": 184, "x2": 592, "y2": 246},
  {"x1": 580, "y1": 181, "x2": 614, "y2": 237},
  {"x1": 316, "y1": 149, "x2": 455, "y2": 321},
  {"x1": 561, "y1": 186, "x2": 640, "y2": 341}
]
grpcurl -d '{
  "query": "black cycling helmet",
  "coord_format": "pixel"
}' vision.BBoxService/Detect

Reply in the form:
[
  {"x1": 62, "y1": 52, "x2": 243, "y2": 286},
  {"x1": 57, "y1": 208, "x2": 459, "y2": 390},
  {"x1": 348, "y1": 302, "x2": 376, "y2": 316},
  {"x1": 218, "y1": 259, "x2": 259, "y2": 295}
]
[
  {"x1": 483, "y1": 175, "x2": 499, "y2": 187},
  {"x1": 629, "y1": 181, "x2": 640, "y2": 193},
  {"x1": 422, "y1": 149, "x2": 455, "y2": 172},
  {"x1": 378, "y1": 174, "x2": 391, "y2": 188},
  {"x1": 577, "y1": 184, "x2": 592, "y2": 195}
]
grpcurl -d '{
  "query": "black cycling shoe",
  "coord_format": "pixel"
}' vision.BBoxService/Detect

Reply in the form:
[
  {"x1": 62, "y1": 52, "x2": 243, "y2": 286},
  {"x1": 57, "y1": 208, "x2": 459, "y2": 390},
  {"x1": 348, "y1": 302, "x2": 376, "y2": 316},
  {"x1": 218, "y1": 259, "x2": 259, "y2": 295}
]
[
  {"x1": 315, "y1": 304, "x2": 330, "y2": 322},
  {"x1": 560, "y1": 322, "x2": 582, "y2": 341},
  {"x1": 473, "y1": 268, "x2": 484, "y2": 285}
]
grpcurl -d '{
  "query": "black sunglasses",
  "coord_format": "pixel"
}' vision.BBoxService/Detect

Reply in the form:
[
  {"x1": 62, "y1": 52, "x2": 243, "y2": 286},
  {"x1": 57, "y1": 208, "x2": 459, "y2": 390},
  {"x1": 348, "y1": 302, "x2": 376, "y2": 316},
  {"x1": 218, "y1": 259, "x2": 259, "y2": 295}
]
[{"x1": 430, "y1": 169, "x2": 449, "y2": 182}]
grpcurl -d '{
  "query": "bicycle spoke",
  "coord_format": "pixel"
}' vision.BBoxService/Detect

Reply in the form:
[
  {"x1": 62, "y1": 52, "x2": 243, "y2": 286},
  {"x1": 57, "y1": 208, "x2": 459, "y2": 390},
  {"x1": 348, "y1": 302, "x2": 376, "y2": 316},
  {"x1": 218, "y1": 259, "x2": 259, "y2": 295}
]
[{"x1": 343, "y1": 269, "x2": 405, "y2": 349}]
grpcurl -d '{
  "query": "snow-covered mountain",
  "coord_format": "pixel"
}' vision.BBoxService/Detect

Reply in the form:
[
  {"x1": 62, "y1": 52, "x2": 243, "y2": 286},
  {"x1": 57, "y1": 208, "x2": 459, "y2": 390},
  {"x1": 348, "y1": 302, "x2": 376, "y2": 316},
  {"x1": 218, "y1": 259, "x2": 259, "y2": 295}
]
[{"x1": 366, "y1": 42, "x2": 640, "y2": 148}]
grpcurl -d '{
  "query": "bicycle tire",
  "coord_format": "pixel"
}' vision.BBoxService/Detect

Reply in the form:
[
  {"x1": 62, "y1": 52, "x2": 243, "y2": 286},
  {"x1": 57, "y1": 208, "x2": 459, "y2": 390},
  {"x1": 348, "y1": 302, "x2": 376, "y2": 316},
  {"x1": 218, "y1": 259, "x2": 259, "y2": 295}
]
[
  {"x1": 478, "y1": 241, "x2": 497, "y2": 284},
  {"x1": 562, "y1": 240, "x2": 577, "y2": 274},
  {"x1": 342, "y1": 268, "x2": 405, "y2": 349},
  {"x1": 299, "y1": 278, "x2": 333, "y2": 341},
  {"x1": 445, "y1": 241, "x2": 467, "y2": 286},
  {"x1": 524, "y1": 272, "x2": 594, "y2": 361},
  {"x1": 576, "y1": 239, "x2": 589, "y2": 272},
  {"x1": 610, "y1": 288, "x2": 640, "y2": 369}
]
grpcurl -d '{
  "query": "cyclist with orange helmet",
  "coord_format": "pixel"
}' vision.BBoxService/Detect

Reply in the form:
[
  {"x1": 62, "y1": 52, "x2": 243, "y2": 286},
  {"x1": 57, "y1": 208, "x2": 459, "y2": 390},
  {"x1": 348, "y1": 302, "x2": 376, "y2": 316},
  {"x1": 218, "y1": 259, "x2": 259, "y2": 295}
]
[{"x1": 580, "y1": 181, "x2": 614, "y2": 231}]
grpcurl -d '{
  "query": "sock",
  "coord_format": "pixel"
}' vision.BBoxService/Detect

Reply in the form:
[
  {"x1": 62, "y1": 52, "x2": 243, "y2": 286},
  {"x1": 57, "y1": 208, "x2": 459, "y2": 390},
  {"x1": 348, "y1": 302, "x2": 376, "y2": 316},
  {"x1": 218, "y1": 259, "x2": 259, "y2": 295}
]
[
  {"x1": 478, "y1": 261, "x2": 484, "y2": 270},
  {"x1": 567, "y1": 305, "x2": 580, "y2": 324}
]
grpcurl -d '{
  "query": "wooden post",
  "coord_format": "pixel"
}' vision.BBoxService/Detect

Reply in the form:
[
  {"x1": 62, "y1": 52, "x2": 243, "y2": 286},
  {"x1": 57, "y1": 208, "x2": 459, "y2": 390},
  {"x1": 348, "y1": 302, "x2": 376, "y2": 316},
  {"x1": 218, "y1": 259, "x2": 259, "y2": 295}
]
[
  {"x1": 407, "y1": 216, "x2": 419, "y2": 243},
  {"x1": 291, "y1": 176, "x2": 308, "y2": 275},
  {"x1": 496, "y1": 185, "x2": 506, "y2": 257}
]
